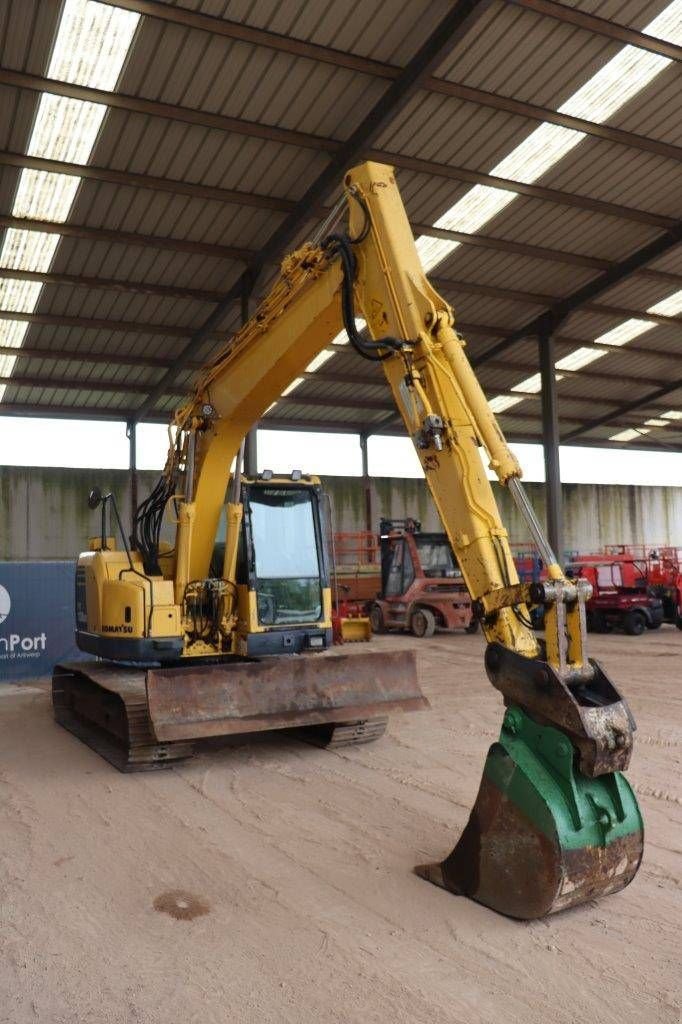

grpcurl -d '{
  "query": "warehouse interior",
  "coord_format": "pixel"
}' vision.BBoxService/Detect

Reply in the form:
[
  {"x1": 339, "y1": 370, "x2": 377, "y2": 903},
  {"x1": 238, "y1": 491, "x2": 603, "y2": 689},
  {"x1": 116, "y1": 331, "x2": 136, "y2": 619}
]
[{"x1": 0, "y1": 1, "x2": 681, "y2": 1022}]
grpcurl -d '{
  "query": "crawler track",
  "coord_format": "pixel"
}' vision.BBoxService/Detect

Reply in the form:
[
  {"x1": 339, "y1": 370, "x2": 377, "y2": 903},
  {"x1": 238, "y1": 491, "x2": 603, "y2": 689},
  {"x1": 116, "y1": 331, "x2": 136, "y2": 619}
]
[{"x1": 52, "y1": 663, "x2": 195, "y2": 772}]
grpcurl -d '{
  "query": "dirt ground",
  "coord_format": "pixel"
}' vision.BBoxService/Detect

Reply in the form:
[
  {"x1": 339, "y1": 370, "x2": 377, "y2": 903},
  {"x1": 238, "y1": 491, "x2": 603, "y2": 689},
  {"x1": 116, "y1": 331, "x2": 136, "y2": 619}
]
[{"x1": 0, "y1": 628, "x2": 680, "y2": 1024}]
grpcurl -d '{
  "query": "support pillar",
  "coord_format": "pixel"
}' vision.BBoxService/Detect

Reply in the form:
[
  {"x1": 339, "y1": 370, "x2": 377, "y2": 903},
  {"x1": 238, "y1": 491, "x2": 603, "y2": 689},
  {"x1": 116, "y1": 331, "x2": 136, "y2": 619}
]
[
  {"x1": 538, "y1": 333, "x2": 563, "y2": 563},
  {"x1": 126, "y1": 419, "x2": 138, "y2": 535},
  {"x1": 241, "y1": 274, "x2": 258, "y2": 478},
  {"x1": 359, "y1": 432, "x2": 373, "y2": 552}
]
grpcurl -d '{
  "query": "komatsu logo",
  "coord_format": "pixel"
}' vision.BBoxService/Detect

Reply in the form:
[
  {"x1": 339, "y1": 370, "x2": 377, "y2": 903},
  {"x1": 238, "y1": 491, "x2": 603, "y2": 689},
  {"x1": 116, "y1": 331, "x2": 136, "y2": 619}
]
[
  {"x1": 102, "y1": 624, "x2": 134, "y2": 634},
  {"x1": 0, "y1": 584, "x2": 10, "y2": 624}
]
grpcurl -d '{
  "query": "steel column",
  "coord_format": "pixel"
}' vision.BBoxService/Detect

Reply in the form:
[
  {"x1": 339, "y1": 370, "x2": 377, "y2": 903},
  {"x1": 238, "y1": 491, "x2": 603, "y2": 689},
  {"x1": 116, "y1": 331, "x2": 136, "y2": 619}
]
[
  {"x1": 126, "y1": 420, "x2": 138, "y2": 534},
  {"x1": 359, "y1": 432, "x2": 373, "y2": 536},
  {"x1": 538, "y1": 334, "x2": 563, "y2": 562},
  {"x1": 240, "y1": 278, "x2": 258, "y2": 478}
]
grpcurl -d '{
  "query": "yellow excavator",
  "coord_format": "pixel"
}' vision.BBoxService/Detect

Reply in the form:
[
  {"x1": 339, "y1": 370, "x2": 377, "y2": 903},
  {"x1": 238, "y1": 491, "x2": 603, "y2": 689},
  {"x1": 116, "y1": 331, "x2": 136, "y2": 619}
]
[{"x1": 53, "y1": 161, "x2": 643, "y2": 920}]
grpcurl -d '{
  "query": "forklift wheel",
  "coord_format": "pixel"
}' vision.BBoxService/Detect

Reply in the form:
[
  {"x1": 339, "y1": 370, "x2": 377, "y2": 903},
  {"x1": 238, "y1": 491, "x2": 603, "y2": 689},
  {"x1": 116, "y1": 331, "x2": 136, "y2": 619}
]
[
  {"x1": 411, "y1": 608, "x2": 436, "y2": 638},
  {"x1": 623, "y1": 610, "x2": 646, "y2": 636},
  {"x1": 369, "y1": 604, "x2": 387, "y2": 634}
]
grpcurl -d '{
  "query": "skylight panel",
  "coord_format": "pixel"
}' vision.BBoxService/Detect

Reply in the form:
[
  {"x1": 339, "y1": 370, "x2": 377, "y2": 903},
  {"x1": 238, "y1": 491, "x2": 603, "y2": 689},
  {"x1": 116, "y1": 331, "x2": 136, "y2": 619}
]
[
  {"x1": 413, "y1": 0, "x2": 681, "y2": 278},
  {"x1": 594, "y1": 319, "x2": 655, "y2": 347},
  {"x1": 1, "y1": 229, "x2": 60, "y2": 272},
  {"x1": 26, "y1": 96, "x2": 108, "y2": 164},
  {"x1": 13, "y1": 170, "x2": 82, "y2": 222},
  {"x1": 644, "y1": 418, "x2": 670, "y2": 427},
  {"x1": 511, "y1": 371, "x2": 565, "y2": 394},
  {"x1": 0, "y1": 1, "x2": 140, "y2": 403},
  {"x1": 662, "y1": 410, "x2": 682, "y2": 420},
  {"x1": 415, "y1": 235, "x2": 460, "y2": 273},
  {"x1": 642, "y1": 1, "x2": 682, "y2": 46},
  {"x1": 492, "y1": 123, "x2": 584, "y2": 187},
  {"x1": 282, "y1": 378, "x2": 304, "y2": 397},
  {"x1": 0, "y1": 279, "x2": 43, "y2": 312},
  {"x1": 609, "y1": 428, "x2": 649, "y2": 442},
  {"x1": 305, "y1": 350, "x2": 335, "y2": 372},
  {"x1": 434, "y1": 185, "x2": 514, "y2": 234},
  {"x1": 648, "y1": 289, "x2": 682, "y2": 316},
  {"x1": 47, "y1": 0, "x2": 140, "y2": 88},
  {"x1": 331, "y1": 319, "x2": 366, "y2": 345},
  {"x1": 555, "y1": 348, "x2": 607, "y2": 372},
  {"x1": 559, "y1": 47, "x2": 669, "y2": 124},
  {"x1": 488, "y1": 394, "x2": 525, "y2": 413}
]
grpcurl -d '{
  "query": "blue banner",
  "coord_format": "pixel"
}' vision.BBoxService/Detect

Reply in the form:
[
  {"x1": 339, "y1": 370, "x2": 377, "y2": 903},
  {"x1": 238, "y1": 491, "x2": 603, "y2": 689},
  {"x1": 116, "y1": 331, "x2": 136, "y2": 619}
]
[{"x1": 0, "y1": 562, "x2": 85, "y2": 681}]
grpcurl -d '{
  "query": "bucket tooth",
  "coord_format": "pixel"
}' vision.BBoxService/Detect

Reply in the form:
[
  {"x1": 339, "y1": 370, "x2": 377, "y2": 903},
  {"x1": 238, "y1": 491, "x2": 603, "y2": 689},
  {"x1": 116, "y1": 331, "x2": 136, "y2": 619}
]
[{"x1": 416, "y1": 705, "x2": 643, "y2": 919}]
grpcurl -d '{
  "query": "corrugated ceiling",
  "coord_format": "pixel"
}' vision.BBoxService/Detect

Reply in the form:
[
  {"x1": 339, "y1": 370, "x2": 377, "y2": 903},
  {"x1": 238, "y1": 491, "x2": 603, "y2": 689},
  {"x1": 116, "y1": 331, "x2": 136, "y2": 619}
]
[{"x1": 0, "y1": 0, "x2": 679, "y2": 452}]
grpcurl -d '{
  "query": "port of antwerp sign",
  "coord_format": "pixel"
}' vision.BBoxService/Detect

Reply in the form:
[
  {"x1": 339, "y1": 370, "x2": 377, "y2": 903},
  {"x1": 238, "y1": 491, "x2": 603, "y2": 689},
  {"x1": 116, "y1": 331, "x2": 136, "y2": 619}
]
[{"x1": 0, "y1": 563, "x2": 83, "y2": 681}]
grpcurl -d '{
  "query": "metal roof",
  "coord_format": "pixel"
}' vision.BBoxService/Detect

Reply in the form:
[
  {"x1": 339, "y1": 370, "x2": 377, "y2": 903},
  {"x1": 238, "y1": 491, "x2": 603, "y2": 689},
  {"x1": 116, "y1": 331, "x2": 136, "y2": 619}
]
[{"x1": 0, "y1": 0, "x2": 680, "y2": 452}]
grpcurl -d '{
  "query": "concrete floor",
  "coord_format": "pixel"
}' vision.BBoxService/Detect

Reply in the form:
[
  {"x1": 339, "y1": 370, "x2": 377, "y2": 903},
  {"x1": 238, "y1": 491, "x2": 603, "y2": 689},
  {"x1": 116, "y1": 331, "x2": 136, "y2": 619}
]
[{"x1": 0, "y1": 628, "x2": 680, "y2": 1024}]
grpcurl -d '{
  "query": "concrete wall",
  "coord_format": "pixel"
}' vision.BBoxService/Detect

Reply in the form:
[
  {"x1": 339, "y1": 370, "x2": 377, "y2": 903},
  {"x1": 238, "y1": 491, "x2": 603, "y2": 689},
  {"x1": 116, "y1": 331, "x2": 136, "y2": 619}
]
[{"x1": 1, "y1": 465, "x2": 681, "y2": 560}]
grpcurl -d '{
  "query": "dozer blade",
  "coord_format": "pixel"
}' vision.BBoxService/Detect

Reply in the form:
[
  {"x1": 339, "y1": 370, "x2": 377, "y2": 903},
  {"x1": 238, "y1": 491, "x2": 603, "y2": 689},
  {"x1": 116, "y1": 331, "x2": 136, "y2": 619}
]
[
  {"x1": 416, "y1": 705, "x2": 643, "y2": 919},
  {"x1": 146, "y1": 648, "x2": 427, "y2": 743}
]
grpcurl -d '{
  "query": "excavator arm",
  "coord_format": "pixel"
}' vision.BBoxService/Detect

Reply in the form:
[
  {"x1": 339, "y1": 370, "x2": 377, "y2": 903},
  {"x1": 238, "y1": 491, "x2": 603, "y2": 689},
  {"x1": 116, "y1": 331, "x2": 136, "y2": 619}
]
[{"x1": 72, "y1": 161, "x2": 642, "y2": 917}]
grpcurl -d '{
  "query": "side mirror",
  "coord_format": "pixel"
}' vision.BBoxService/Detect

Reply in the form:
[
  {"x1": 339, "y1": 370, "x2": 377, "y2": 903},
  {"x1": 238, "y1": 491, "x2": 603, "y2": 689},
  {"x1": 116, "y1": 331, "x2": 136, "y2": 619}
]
[{"x1": 88, "y1": 487, "x2": 103, "y2": 510}]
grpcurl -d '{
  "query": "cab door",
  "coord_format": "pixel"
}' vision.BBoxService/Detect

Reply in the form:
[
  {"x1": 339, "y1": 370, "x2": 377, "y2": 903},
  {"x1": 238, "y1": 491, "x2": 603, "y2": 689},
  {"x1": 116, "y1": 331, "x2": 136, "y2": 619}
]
[{"x1": 383, "y1": 538, "x2": 415, "y2": 626}]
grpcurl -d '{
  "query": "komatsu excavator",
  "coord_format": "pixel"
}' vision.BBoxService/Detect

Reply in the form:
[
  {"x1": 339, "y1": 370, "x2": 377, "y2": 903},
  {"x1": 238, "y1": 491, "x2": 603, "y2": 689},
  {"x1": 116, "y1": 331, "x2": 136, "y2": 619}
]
[{"x1": 53, "y1": 161, "x2": 643, "y2": 920}]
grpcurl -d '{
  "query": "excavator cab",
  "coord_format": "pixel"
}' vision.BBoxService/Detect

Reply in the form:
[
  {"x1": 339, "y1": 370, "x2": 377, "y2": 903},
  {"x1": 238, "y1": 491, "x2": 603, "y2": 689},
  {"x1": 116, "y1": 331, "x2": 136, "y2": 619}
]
[{"x1": 212, "y1": 474, "x2": 334, "y2": 656}]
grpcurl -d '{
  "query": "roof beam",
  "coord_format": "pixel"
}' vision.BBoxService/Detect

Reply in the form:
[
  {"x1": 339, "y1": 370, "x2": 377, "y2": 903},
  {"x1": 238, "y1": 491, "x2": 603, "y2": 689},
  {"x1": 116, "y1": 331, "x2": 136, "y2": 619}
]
[
  {"x1": 0, "y1": 343, "x2": 202, "y2": 371},
  {"x1": 131, "y1": 0, "x2": 497, "y2": 422},
  {"x1": 379, "y1": 151, "x2": 675, "y2": 230},
  {"x1": 0, "y1": 266, "x2": 224, "y2": 304},
  {"x1": 4, "y1": 344, "x2": 670, "y2": 391},
  {"x1": 0, "y1": 309, "x2": 196, "y2": 339},
  {"x1": 0, "y1": 68, "x2": 333, "y2": 153},
  {"x1": 473, "y1": 223, "x2": 682, "y2": 367},
  {"x1": 2, "y1": 309, "x2": 678, "y2": 366},
  {"x1": 563, "y1": 379, "x2": 682, "y2": 441},
  {"x1": 3, "y1": 147, "x2": 674, "y2": 233},
  {"x1": 0, "y1": 151, "x2": 294, "y2": 215},
  {"x1": 2, "y1": 63, "x2": 680, "y2": 169},
  {"x1": 509, "y1": 0, "x2": 682, "y2": 62},
  {"x1": 0, "y1": 217, "x2": 630, "y2": 282},
  {"x1": 416, "y1": 81, "x2": 682, "y2": 163},
  {"x1": 0, "y1": 215, "x2": 253, "y2": 261},
  {"x1": 0, "y1": 401, "x2": 168, "y2": 423},
  {"x1": 0, "y1": 373, "x2": 186, "y2": 397},
  {"x1": 0, "y1": 244, "x2": 678, "y2": 329},
  {"x1": 104, "y1": 0, "x2": 682, "y2": 65},
  {"x1": 310, "y1": 361, "x2": 671, "y2": 391},
  {"x1": 433, "y1": 276, "x2": 682, "y2": 327},
  {"x1": 3, "y1": 212, "x2": 661, "y2": 283},
  {"x1": 94, "y1": 0, "x2": 682, "y2": 159},
  {"x1": 4, "y1": 369, "x2": 675, "y2": 418}
]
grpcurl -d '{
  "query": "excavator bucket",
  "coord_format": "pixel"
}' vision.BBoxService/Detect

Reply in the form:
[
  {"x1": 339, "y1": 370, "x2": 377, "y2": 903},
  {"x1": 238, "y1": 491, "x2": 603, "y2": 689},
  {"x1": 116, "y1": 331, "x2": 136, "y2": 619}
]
[
  {"x1": 54, "y1": 650, "x2": 427, "y2": 771},
  {"x1": 335, "y1": 615, "x2": 372, "y2": 643},
  {"x1": 416, "y1": 705, "x2": 643, "y2": 919}
]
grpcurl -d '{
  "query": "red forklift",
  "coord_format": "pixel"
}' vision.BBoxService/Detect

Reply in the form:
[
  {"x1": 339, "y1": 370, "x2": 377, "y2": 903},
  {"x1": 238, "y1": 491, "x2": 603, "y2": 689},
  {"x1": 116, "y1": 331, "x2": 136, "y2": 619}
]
[
  {"x1": 369, "y1": 518, "x2": 475, "y2": 638},
  {"x1": 566, "y1": 558, "x2": 664, "y2": 635},
  {"x1": 646, "y1": 547, "x2": 682, "y2": 629}
]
